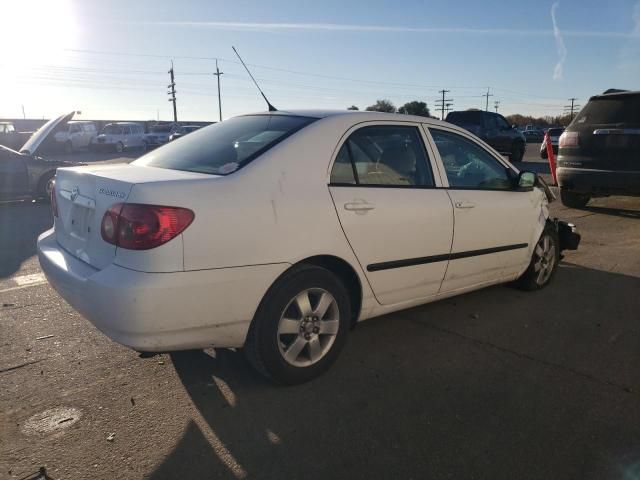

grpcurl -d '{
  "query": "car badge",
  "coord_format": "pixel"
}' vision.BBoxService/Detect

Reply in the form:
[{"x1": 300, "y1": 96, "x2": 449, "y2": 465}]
[{"x1": 70, "y1": 186, "x2": 80, "y2": 201}]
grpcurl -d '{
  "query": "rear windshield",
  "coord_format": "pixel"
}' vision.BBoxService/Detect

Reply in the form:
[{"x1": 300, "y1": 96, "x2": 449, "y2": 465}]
[
  {"x1": 134, "y1": 115, "x2": 316, "y2": 175},
  {"x1": 446, "y1": 111, "x2": 484, "y2": 125},
  {"x1": 548, "y1": 128, "x2": 564, "y2": 136},
  {"x1": 574, "y1": 96, "x2": 640, "y2": 126}
]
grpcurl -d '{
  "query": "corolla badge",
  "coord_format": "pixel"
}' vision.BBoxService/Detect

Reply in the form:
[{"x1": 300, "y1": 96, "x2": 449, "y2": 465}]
[
  {"x1": 70, "y1": 186, "x2": 80, "y2": 201},
  {"x1": 98, "y1": 187, "x2": 126, "y2": 199}
]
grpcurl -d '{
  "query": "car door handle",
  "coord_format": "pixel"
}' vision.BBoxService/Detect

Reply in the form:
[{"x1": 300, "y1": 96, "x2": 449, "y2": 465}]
[
  {"x1": 344, "y1": 201, "x2": 375, "y2": 212},
  {"x1": 455, "y1": 201, "x2": 476, "y2": 209}
]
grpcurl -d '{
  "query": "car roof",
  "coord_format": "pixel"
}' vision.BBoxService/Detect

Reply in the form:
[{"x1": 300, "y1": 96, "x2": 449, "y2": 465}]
[
  {"x1": 590, "y1": 90, "x2": 640, "y2": 101},
  {"x1": 240, "y1": 109, "x2": 454, "y2": 128},
  {"x1": 107, "y1": 122, "x2": 140, "y2": 125}
]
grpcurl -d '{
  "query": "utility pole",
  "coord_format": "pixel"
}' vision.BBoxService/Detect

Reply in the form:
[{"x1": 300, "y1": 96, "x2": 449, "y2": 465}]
[
  {"x1": 564, "y1": 97, "x2": 580, "y2": 121},
  {"x1": 167, "y1": 61, "x2": 177, "y2": 123},
  {"x1": 213, "y1": 59, "x2": 224, "y2": 122},
  {"x1": 483, "y1": 87, "x2": 493, "y2": 112},
  {"x1": 21, "y1": 105, "x2": 26, "y2": 119},
  {"x1": 494, "y1": 100, "x2": 500, "y2": 113},
  {"x1": 436, "y1": 89, "x2": 453, "y2": 120}
]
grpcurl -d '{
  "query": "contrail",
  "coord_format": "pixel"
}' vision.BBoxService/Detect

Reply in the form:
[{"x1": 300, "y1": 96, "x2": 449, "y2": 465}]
[{"x1": 551, "y1": 2, "x2": 567, "y2": 80}]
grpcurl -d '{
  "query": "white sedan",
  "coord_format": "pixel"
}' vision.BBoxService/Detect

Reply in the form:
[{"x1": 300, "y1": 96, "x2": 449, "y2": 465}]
[{"x1": 38, "y1": 110, "x2": 578, "y2": 384}]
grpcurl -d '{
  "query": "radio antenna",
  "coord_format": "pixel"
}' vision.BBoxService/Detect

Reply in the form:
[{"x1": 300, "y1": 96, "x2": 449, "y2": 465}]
[{"x1": 232, "y1": 46, "x2": 277, "y2": 112}]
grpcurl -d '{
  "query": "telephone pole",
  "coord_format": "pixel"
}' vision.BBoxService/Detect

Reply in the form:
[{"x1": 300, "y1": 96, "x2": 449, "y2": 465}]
[
  {"x1": 213, "y1": 59, "x2": 224, "y2": 122},
  {"x1": 436, "y1": 89, "x2": 453, "y2": 120},
  {"x1": 563, "y1": 97, "x2": 580, "y2": 121},
  {"x1": 167, "y1": 61, "x2": 177, "y2": 123},
  {"x1": 483, "y1": 87, "x2": 493, "y2": 112},
  {"x1": 494, "y1": 100, "x2": 500, "y2": 113}
]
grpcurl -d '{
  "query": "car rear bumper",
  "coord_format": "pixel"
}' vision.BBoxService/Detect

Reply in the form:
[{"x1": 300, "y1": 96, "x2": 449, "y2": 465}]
[
  {"x1": 556, "y1": 167, "x2": 640, "y2": 196},
  {"x1": 37, "y1": 229, "x2": 289, "y2": 351}
]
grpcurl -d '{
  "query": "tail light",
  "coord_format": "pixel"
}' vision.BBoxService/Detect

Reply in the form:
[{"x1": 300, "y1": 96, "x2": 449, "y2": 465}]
[
  {"x1": 50, "y1": 184, "x2": 58, "y2": 218},
  {"x1": 559, "y1": 131, "x2": 579, "y2": 148},
  {"x1": 101, "y1": 203, "x2": 194, "y2": 250}
]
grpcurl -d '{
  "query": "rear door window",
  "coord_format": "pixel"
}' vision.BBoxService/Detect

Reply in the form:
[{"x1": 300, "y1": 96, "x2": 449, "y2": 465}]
[
  {"x1": 135, "y1": 115, "x2": 316, "y2": 175},
  {"x1": 330, "y1": 125, "x2": 435, "y2": 187}
]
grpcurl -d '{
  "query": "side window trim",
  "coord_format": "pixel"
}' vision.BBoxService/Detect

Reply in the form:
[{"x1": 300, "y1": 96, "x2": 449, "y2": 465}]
[
  {"x1": 425, "y1": 125, "x2": 518, "y2": 191},
  {"x1": 328, "y1": 121, "x2": 440, "y2": 188}
]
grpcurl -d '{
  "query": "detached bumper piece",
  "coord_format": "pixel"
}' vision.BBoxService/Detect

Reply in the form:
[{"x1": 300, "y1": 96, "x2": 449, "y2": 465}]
[{"x1": 553, "y1": 219, "x2": 581, "y2": 251}]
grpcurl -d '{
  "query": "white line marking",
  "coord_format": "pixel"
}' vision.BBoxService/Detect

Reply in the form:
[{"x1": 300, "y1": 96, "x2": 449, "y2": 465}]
[
  {"x1": 0, "y1": 282, "x2": 48, "y2": 295},
  {"x1": 14, "y1": 273, "x2": 46, "y2": 286}
]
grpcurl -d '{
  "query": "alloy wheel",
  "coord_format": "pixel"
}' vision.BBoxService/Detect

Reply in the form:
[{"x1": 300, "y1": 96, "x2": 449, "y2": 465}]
[
  {"x1": 277, "y1": 288, "x2": 340, "y2": 367},
  {"x1": 533, "y1": 234, "x2": 556, "y2": 285}
]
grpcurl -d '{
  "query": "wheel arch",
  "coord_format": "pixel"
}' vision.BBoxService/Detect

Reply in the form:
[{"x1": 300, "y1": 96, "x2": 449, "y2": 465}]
[{"x1": 259, "y1": 255, "x2": 363, "y2": 328}]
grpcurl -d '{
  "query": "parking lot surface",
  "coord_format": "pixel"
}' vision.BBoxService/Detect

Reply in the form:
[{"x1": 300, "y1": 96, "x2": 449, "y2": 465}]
[{"x1": 1, "y1": 151, "x2": 639, "y2": 479}]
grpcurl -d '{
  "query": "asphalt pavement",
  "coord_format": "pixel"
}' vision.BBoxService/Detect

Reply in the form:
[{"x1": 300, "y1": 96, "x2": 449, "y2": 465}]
[{"x1": 1, "y1": 148, "x2": 639, "y2": 480}]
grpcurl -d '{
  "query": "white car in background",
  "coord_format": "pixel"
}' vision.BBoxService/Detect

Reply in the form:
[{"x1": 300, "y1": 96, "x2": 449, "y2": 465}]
[
  {"x1": 54, "y1": 121, "x2": 97, "y2": 153},
  {"x1": 90, "y1": 122, "x2": 146, "y2": 153},
  {"x1": 38, "y1": 110, "x2": 578, "y2": 384}
]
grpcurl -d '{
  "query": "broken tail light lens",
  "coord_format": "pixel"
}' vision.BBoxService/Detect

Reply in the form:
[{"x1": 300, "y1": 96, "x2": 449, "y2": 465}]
[{"x1": 101, "y1": 203, "x2": 194, "y2": 250}]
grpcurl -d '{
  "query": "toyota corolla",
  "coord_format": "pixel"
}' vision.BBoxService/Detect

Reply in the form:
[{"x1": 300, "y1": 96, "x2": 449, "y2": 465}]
[{"x1": 38, "y1": 110, "x2": 579, "y2": 384}]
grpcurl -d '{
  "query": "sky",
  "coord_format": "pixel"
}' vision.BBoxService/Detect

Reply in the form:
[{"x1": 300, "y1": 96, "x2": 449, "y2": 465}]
[{"x1": 0, "y1": 0, "x2": 638, "y2": 121}]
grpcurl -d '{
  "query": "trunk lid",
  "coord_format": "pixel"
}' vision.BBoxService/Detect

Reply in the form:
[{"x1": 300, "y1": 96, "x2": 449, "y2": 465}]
[{"x1": 53, "y1": 164, "x2": 208, "y2": 269}]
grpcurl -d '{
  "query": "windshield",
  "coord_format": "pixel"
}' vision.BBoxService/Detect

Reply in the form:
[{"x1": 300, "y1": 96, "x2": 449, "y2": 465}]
[
  {"x1": 575, "y1": 96, "x2": 640, "y2": 126},
  {"x1": 134, "y1": 115, "x2": 316, "y2": 175}
]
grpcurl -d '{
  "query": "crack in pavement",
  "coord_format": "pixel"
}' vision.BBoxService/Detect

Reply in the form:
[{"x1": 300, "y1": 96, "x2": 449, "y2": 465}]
[
  {"x1": 412, "y1": 319, "x2": 637, "y2": 397},
  {"x1": 0, "y1": 359, "x2": 45, "y2": 374}
]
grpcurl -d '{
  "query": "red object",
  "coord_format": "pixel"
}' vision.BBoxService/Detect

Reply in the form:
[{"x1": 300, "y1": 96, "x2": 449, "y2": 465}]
[
  {"x1": 544, "y1": 131, "x2": 558, "y2": 185},
  {"x1": 101, "y1": 203, "x2": 194, "y2": 250}
]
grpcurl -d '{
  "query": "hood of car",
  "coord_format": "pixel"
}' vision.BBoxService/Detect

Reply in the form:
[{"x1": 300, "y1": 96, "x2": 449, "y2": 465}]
[{"x1": 20, "y1": 111, "x2": 76, "y2": 156}]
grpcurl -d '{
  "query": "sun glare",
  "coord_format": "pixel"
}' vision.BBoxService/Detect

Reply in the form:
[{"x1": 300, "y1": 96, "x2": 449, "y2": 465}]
[{"x1": 1, "y1": 0, "x2": 77, "y2": 68}]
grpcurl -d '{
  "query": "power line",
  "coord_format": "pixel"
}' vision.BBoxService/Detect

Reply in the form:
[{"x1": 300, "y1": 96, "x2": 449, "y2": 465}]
[
  {"x1": 435, "y1": 89, "x2": 453, "y2": 120},
  {"x1": 213, "y1": 59, "x2": 224, "y2": 122},
  {"x1": 168, "y1": 61, "x2": 177, "y2": 122},
  {"x1": 483, "y1": 87, "x2": 493, "y2": 112},
  {"x1": 563, "y1": 97, "x2": 580, "y2": 120}
]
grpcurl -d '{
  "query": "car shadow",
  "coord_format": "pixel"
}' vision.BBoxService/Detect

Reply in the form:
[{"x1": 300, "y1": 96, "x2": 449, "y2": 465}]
[
  {"x1": 0, "y1": 202, "x2": 52, "y2": 278},
  {"x1": 583, "y1": 204, "x2": 640, "y2": 219},
  {"x1": 152, "y1": 263, "x2": 640, "y2": 480}
]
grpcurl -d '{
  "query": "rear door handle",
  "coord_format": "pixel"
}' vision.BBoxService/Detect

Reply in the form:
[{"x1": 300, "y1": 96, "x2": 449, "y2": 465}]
[
  {"x1": 455, "y1": 201, "x2": 476, "y2": 209},
  {"x1": 344, "y1": 201, "x2": 375, "y2": 212}
]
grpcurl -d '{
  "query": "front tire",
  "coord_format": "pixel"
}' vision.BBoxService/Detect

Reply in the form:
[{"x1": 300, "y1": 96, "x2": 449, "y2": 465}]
[
  {"x1": 37, "y1": 172, "x2": 55, "y2": 203},
  {"x1": 515, "y1": 226, "x2": 560, "y2": 291},
  {"x1": 64, "y1": 141, "x2": 73, "y2": 154},
  {"x1": 560, "y1": 189, "x2": 590, "y2": 209},
  {"x1": 510, "y1": 141, "x2": 525, "y2": 163},
  {"x1": 244, "y1": 265, "x2": 351, "y2": 385},
  {"x1": 115, "y1": 141, "x2": 124, "y2": 153}
]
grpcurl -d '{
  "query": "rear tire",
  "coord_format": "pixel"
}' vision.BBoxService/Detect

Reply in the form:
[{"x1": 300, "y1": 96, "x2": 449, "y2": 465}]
[
  {"x1": 515, "y1": 225, "x2": 560, "y2": 291},
  {"x1": 560, "y1": 189, "x2": 590, "y2": 209},
  {"x1": 510, "y1": 141, "x2": 525, "y2": 163},
  {"x1": 64, "y1": 141, "x2": 73, "y2": 154},
  {"x1": 244, "y1": 264, "x2": 351, "y2": 385}
]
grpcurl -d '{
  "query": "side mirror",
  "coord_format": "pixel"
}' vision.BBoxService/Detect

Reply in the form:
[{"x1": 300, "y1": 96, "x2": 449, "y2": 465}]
[
  {"x1": 512, "y1": 124, "x2": 517, "y2": 129},
  {"x1": 518, "y1": 171, "x2": 536, "y2": 189}
]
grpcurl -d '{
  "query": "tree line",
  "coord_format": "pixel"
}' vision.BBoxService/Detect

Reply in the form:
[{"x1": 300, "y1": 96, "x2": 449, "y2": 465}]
[{"x1": 348, "y1": 99, "x2": 574, "y2": 127}]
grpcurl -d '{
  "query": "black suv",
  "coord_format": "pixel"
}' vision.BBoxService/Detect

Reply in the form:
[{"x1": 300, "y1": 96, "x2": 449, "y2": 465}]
[
  {"x1": 557, "y1": 89, "x2": 640, "y2": 208},
  {"x1": 446, "y1": 110, "x2": 527, "y2": 162}
]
